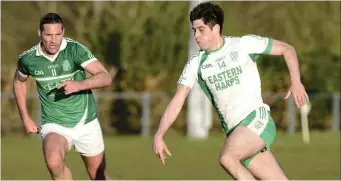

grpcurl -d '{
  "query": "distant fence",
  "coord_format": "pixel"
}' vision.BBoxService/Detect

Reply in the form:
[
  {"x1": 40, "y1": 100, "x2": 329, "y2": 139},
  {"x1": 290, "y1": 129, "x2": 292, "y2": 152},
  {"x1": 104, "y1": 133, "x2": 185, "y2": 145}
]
[{"x1": 1, "y1": 92, "x2": 340, "y2": 137}]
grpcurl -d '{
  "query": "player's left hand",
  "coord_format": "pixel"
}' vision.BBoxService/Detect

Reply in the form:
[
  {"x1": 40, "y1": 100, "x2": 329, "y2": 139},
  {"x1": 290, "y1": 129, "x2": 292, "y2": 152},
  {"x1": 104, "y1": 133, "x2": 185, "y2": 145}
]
[
  {"x1": 58, "y1": 80, "x2": 82, "y2": 95},
  {"x1": 284, "y1": 81, "x2": 309, "y2": 108}
]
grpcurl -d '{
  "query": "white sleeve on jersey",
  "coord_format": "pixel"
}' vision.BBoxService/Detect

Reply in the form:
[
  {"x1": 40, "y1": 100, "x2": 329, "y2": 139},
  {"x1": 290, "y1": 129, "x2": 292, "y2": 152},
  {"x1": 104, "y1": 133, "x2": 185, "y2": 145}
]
[
  {"x1": 177, "y1": 54, "x2": 200, "y2": 89},
  {"x1": 240, "y1": 34, "x2": 273, "y2": 54}
]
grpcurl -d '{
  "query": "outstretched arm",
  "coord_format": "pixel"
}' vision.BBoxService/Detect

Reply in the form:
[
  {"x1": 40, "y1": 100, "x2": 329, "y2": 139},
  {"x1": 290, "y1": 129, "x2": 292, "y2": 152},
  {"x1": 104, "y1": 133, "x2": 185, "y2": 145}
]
[
  {"x1": 155, "y1": 84, "x2": 191, "y2": 138},
  {"x1": 153, "y1": 84, "x2": 191, "y2": 165},
  {"x1": 269, "y1": 40, "x2": 309, "y2": 108},
  {"x1": 153, "y1": 51, "x2": 198, "y2": 165}
]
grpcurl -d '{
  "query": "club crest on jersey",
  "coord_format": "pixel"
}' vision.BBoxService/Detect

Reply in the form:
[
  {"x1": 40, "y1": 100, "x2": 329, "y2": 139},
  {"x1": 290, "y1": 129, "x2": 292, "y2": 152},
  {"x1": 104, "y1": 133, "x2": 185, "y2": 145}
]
[
  {"x1": 230, "y1": 52, "x2": 238, "y2": 60},
  {"x1": 62, "y1": 59, "x2": 71, "y2": 71}
]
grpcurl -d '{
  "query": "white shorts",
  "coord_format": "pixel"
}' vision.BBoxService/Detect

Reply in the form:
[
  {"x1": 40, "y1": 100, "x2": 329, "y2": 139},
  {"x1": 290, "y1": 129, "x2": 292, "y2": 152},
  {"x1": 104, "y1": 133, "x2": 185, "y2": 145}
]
[{"x1": 40, "y1": 118, "x2": 105, "y2": 157}]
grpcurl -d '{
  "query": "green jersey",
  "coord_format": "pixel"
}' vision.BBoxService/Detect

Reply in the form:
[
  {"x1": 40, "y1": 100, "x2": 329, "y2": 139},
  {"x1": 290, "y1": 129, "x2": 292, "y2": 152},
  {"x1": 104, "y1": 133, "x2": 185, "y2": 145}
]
[{"x1": 17, "y1": 37, "x2": 98, "y2": 128}]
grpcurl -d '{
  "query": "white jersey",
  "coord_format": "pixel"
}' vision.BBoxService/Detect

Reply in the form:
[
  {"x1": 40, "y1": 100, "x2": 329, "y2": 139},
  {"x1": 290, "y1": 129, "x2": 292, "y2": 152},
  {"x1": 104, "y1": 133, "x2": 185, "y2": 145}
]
[{"x1": 178, "y1": 34, "x2": 273, "y2": 132}]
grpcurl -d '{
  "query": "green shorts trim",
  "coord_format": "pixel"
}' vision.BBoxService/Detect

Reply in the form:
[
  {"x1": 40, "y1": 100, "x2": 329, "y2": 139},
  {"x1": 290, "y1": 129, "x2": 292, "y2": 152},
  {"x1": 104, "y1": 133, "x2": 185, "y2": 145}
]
[{"x1": 226, "y1": 106, "x2": 277, "y2": 168}]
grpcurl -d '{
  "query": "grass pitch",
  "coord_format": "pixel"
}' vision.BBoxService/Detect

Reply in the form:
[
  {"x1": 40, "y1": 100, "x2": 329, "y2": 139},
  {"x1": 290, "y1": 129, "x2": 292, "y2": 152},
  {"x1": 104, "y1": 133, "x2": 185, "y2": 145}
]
[{"x1": 1, "y1": 131, "x2": 340, "y2": 180}]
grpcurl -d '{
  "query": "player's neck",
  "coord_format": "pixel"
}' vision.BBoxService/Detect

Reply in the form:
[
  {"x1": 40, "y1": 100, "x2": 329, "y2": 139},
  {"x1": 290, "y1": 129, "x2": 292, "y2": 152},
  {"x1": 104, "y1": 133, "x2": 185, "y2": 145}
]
[{"x1": 206, "y1": 36, "x2": 224, "y2": 53}]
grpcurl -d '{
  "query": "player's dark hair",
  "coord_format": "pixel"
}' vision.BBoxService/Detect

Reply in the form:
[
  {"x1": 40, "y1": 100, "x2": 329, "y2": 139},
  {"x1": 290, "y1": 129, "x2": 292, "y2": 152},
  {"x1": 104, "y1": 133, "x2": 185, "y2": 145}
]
[
  {"x1": 190, "y1": 2, "x2": 224, "y2": 33},
  {"x1": 40, "y1": 13, "x2": 64, "y2": 31}
]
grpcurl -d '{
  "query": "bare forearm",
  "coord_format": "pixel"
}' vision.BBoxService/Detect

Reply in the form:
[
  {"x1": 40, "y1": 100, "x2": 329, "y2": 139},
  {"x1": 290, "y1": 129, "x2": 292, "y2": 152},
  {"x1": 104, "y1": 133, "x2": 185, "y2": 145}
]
[
  {"x1": 155, "y1": 98, "x2": 185, "y2": 138},
  {"x1": 13, "y1": 81, "x2": 30, "y2": 121},
  {"x1": 79, "y1": 72, "x2": 112, "y2": 91},
  {"x1": 283, "y1": 46, "x2": 301, "y2": 83}
]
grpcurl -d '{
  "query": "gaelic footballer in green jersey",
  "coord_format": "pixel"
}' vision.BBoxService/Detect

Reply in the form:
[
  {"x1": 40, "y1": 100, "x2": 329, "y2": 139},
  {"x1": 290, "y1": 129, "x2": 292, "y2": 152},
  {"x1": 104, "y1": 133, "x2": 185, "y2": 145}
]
[
  {"x1": 13, "y1": 13, "x2": 112, "y2": 180},
  {"x1": 17, "y1": 38, "x2": 98, "y2": 128}
]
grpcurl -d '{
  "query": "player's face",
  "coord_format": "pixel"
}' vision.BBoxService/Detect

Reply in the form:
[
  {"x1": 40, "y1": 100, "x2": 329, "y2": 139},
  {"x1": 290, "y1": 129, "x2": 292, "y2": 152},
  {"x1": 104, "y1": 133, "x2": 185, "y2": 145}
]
[
  {"x1": 40, "y1": 23, "x2": 64, "y2": 55},
  {"x1": 192, "y1": 19, "x2": 215, "y2": 50}
]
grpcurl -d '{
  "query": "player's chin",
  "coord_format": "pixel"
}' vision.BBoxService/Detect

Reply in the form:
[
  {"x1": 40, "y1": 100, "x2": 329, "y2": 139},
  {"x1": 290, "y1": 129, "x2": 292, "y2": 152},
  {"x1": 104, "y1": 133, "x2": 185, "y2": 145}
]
[
  {"x1": 197, "y1": 44, "x2": 205, "y2": 50},
  {"x1": 47, "y1": 50, "x2": 58, "y2": 55}
]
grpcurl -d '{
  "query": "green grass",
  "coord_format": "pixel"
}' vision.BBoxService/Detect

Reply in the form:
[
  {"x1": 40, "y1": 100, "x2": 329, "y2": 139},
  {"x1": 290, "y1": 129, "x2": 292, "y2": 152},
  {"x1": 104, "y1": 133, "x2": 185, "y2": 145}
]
[{"x1": 1, "y1": 131, "x2": 340, "y2": 180}]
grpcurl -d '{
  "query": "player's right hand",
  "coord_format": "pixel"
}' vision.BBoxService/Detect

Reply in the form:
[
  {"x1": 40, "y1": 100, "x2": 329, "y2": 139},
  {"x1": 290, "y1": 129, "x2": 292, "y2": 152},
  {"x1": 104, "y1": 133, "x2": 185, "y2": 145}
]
[
  {"x1": 152, "y1": 136, "x2": 172, "y2": 166},
  {"x1": 284, "y1": 81, "x2": 309, "y2": 108},
  {"x1": 23, "y1": 119, "x2": 38, "y2": 134}
]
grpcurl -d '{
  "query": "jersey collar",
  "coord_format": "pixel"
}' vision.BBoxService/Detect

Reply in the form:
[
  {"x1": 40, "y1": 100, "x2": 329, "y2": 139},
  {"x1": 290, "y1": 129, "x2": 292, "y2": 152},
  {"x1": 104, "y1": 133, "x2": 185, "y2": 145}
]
[{"x1": 35, "y1": 38, "x2": 67, "y2": 61}]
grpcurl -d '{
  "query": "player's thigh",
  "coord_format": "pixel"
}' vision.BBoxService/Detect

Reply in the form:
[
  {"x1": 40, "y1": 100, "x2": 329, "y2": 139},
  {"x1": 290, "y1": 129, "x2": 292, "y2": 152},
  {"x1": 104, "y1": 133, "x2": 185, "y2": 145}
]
[
  {"x1": 241, "y1": 107, "x2": 277, "y2": 167},
  {"x1": 42, "y1": 133, "x2": 70, "y2": 163},
  {"x1": 221, "y1": 106, "x2": 276, "y2": 160},
  {"x1": 40, "y1": 123, "x2": 73, "y2": 151},
  {"x1": 40, "y1": 124, "x2": 73, "y2": 162},
  {"x1": 248, "y1": 151, "x2": 288, "y2": 180},
  {"x1": 74, "y1": 118, "x2": 105, "y2": 157},
  {"x1": 220, "y1": 125, "x2": 265, "y2": 160}
]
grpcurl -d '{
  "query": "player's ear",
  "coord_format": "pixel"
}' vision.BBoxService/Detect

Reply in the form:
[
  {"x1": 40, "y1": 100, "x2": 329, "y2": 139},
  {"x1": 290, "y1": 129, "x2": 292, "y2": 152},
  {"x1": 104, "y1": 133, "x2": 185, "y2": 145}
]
[
  {"x1": 212, "y1": 24, "x2": 220, "y2": 35},
  {"x1": 37, "y1": 29, "x2": 41, "y2": 37}
]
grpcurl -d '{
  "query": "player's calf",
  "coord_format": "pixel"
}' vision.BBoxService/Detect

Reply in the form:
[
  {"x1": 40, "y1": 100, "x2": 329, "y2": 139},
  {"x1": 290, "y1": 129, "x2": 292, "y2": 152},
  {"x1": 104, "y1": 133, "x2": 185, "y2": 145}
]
[
  {"x1": 86, "y1": 166, "x2": 110, "y2": 180},
  {"x1": 82, "y1": 152, "x2": 110, "y2": 180}
]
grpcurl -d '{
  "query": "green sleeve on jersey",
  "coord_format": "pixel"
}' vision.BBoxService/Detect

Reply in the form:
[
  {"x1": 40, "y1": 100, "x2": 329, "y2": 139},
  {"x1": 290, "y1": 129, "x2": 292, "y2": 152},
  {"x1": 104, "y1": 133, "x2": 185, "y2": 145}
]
[
  {"x1": 17, "y1": 58, "x2": 29, "y2": 75},
  {"x1": 248, "y1": 54, "x2": 260, "y2": 63},
  {"x1": 73, "y1": 43, "x2": 96, "y2": 66},
  {"x1": 249, "y1": 38, "x2": 273, "y2": 63},
  {"x1": 262, "y1": 38, "x2": 273, "y2": 54}
]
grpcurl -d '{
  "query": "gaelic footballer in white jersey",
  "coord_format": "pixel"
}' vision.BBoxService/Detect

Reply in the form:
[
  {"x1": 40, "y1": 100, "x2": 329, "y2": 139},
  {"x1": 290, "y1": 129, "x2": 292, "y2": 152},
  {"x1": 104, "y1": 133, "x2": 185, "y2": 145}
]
[{"x1": 178, "y1": 34, "x2": 273, "y2": 133}]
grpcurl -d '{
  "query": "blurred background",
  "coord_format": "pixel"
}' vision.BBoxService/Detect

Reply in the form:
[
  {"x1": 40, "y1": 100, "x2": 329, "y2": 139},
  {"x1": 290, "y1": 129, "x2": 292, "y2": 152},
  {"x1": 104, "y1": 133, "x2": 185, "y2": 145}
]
[{"x1": 1, "y1": 1, "x2": 340, "y2": 180}]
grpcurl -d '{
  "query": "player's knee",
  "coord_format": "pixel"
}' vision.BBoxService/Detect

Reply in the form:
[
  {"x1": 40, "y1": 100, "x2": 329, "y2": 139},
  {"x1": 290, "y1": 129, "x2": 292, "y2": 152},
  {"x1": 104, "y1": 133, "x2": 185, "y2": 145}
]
[
  {"x1": 219, "y1": 153, "x2": 239, "y2": 170},
  {"x1": 45, "y1": 154, "x2": 64, "y2": 175}
]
